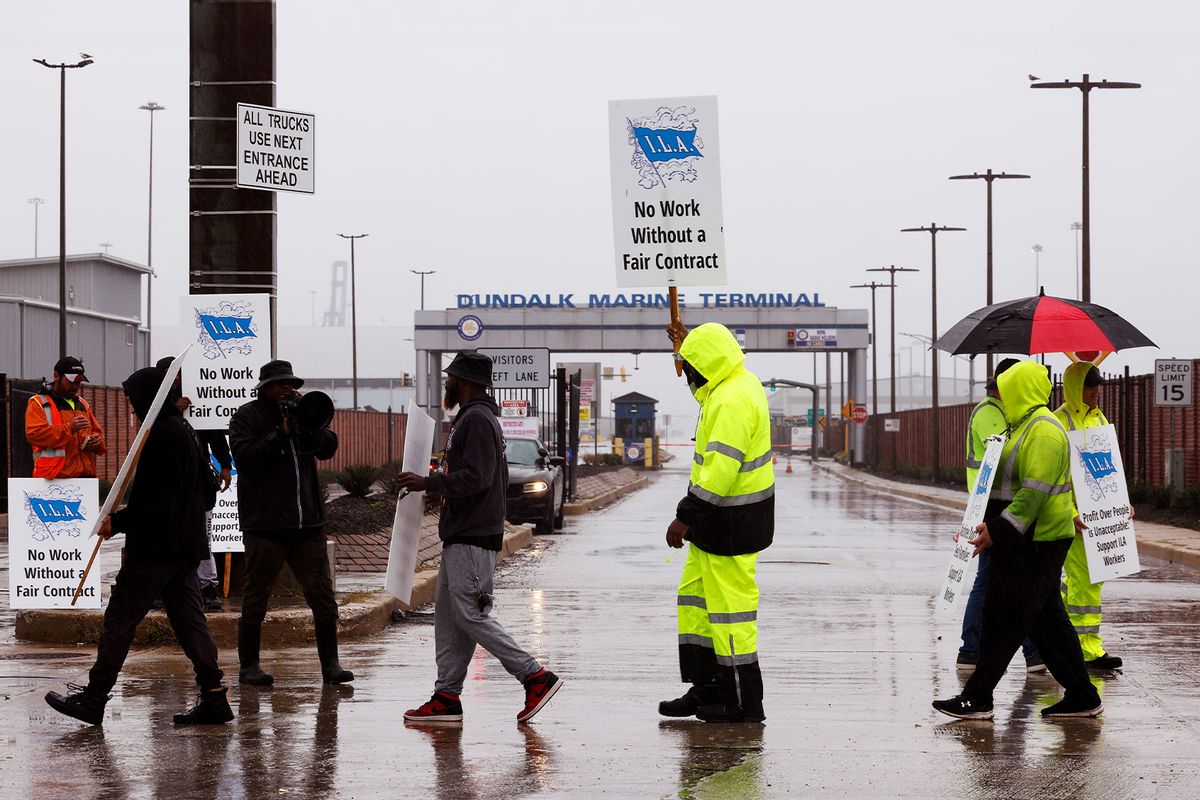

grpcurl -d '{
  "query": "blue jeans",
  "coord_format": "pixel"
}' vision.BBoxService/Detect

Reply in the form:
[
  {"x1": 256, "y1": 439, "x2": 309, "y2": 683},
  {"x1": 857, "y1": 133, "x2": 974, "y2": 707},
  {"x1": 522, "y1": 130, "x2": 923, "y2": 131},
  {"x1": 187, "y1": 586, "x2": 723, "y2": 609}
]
[{"x1": 959, "y1": 548, "x2": 1039, "y2": 661}]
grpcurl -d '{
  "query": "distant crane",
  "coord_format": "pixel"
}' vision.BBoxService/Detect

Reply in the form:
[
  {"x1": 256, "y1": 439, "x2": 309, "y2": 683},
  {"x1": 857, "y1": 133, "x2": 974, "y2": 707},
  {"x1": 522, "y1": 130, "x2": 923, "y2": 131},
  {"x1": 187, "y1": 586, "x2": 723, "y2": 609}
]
[{"x1": 322, "y1": 260, "x2": 348, "y2": 326}]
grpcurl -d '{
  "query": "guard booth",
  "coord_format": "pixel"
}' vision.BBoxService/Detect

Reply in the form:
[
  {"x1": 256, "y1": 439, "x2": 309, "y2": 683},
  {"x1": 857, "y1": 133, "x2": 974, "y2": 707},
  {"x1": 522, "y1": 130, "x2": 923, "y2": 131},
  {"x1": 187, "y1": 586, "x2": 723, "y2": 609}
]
[{"x1": 613, "y1": 391, "x2": 658, "y2": 466}]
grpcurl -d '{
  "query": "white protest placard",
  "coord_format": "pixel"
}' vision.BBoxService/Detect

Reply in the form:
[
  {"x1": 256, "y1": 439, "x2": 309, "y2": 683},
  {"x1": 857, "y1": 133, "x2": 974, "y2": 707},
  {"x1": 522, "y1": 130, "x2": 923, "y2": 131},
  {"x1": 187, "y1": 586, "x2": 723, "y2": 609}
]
[
  {"x1": 180, "y1": 293, "x2": 271, "y2": 430},
  {"x1": 385, "y1": 401, "x2": 437, "y2": 604},
  {"x1": 477, "y1": 348, "x2": 550, "y2": 389},
  {"x1": 500, "y1": 417, "x2": 541, "y2": 439},
  {"x1": 208, "y1": 442, "x2": 242, "y2": 553},
  {"x1": 609, "y1": 95, "x2": 726, "y2": 288},
  {"x1": 236, "y1": 103, "x2": 315, "y2": 194},
  {"x1": 935, "y1": 435, "x2": 1005, "y2": 615},
  {"x1": 8, "y1": 479, "x2": 101, "y2": 608},
  {"x1": 1067, "y1": 425, "x2": 1141, "y2": 582}
]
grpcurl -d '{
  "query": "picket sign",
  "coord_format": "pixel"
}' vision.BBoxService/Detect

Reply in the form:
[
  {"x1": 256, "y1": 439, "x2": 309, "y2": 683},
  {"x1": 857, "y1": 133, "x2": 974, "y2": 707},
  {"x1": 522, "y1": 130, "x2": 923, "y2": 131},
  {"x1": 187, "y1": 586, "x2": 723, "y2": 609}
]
[
  {"x1": 935, "y1": 434, "x2": 1006, "y2": 616},
  {"x1": 1067, "y1": 424, "x2": 1141, "y2": 582},
  {"x1": 71, "y1": 347, "x2": 192, "y2": 605},
  {"x1": 384, "y1": 401, "x2": 436, "y2": 604}
]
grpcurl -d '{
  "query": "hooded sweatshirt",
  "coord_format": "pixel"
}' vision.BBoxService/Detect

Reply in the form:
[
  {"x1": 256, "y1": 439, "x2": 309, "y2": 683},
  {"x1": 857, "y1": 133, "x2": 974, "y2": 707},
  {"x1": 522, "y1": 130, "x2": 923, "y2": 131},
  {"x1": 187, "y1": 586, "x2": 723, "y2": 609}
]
[
  {"x1": 988, "y1": 361, "x2": 1075, "y2": 544},
  {"x1": 1054, "y1": 361, "x2": 1109, "y2": 432},
  {"x1": 425, "y1": 393, "x2": 509, "y2": 548},
  {"x1": 110, "y1": 367, "x2": 209, "y2": 564},
  {"x1": 675, "y1": 323, "x2": 775, "y2": 556}
]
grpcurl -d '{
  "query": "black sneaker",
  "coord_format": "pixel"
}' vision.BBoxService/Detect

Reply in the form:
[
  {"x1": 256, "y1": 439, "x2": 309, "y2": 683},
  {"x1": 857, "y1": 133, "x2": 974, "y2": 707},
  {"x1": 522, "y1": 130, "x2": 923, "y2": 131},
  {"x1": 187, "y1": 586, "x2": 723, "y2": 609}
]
[
  {"x1": 239, "y1": 663, "x2": 274, "y2": 687},
  {"x1": 202, "y1": 584, "x2": 224, "y2": 613},
  {"x1": 1085, "y1": 654, "x2": 1123, "y2": 671},
  {"x1": 696, "y1": 703, "x2": 765, "y2": 724},
  {"x1": 659, "y1": 686, "x2": 706, "y2": 718},
  {"x1": 1042, "y1": 696, "x2": 1104, "y2": 718},
  {"x1": 174, "y1": 686, "x2": 235, "y2": 725},
  {"x1": 517, "y1": 669, "x2": 563, "y2": 723},
  {"x1": 932, "y1": 695, "x2": 994, "y2": 720},
  {"x1": 45, "y1": 684, "x2": 109, "y2": 726},
  {"x1": 955, "y1": 652, "x2": 977, "y2": 672},
  {"x1": 1025, "y1": 655, "x2": 1048, "y2": 674},
  {"x1": 404, "y1": 691, "x2": 464, "y2": 724}
]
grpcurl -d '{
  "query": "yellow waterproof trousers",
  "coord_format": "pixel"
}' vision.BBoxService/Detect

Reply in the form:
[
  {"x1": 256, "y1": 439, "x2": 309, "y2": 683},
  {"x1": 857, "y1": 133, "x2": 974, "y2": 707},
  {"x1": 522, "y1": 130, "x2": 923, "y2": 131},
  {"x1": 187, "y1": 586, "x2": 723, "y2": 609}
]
[
  {"x1": 1061, "y1": 533, "x2": 1105, "y2": 660},
  {"x1": 677, "y1": 545, "x2": 760, "y2": 680}
]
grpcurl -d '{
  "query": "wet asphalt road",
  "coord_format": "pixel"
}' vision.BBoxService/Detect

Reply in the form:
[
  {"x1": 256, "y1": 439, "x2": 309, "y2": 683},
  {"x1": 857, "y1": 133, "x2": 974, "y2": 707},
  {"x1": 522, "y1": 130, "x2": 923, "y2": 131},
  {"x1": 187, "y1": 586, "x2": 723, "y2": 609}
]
[{"x1": 3, "y1": 461, "x2": 1200, "y2": 799}]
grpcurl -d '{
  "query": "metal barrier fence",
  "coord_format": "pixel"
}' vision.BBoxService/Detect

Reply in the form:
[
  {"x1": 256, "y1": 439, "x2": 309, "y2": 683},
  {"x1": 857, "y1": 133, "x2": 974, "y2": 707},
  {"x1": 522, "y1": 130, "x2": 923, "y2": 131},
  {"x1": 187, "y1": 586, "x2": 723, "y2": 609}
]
[{"x1": 866, "y1": 361, "x2": 1199, "y2": 488}]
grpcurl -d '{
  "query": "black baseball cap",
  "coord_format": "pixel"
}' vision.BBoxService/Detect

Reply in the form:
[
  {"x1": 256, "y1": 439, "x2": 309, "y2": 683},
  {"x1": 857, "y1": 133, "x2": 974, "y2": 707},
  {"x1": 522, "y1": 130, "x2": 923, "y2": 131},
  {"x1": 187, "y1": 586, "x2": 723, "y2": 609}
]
[
  {"x1": 54, "y1": 356, "x2": 88, "y2": 383},
  {"x1": 444, "y1": 351, "x2": 493, "y2": 388},
  {"x1": 985, "y1": 357, "x2": 1020, "y2": 391},
  {"x1": 1083, "y1": 366, "x2": 1104, "y2": 388}
]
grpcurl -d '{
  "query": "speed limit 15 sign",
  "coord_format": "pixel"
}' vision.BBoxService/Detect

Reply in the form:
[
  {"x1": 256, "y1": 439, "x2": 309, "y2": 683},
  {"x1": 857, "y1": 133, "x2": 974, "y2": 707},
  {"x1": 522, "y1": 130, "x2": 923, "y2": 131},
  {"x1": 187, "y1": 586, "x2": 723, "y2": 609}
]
[{"x1": 1154, "y1": 359, "x2": 1193, "y2": 407}]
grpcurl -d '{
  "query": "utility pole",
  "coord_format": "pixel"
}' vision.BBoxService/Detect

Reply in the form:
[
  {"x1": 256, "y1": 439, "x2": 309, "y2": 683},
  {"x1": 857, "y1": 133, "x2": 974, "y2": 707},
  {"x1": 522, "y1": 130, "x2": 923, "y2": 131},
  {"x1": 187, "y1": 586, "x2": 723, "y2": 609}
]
[
  {"x1": 1031, "y1": 74, "x2": 1141, "y2": 302},
  {"x1": 337, "y1": 233, "x2": 369, "y2": 409},
  {"x1": 28, "y1": 197, "x2": 45, "y2": 257},
  {"x1": 1071, "y1": 221, "x2": 1082, "y2": 299},
  {"x1": 410, "y1": 269, "x2": 436, "y2": 311},
  {"x1": 34, "y1": 55, "x2": 93, "y2": 359},
  {"x1": 901, "y1": 223, "x2": 965, "y2": 481},
  {"x1": 850, "y1": 280, "x2": 893, "y2": 461},
  {"x1": 140, "y1": 101, "x2": 164, "y2": 365},
  {"x1": 866, "y1": 265, "x2": 918, "y2": 470},
  {"x1": 948, "y1": 169, "x2": 1030, "y2": 375}
]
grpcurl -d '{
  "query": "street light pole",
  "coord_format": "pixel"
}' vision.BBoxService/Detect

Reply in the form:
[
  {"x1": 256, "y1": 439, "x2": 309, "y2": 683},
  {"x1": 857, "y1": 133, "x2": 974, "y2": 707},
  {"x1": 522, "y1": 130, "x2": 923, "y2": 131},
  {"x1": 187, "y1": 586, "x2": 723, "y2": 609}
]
[
  {"x1": 410, "y1": 269, "x2": 436, "y2": 311},
  {"x1": 28, "y1": 197, "x2": 45, "y2": 257},
  {"x1": 1031, "y1": 74, "x2": 1141, "y2": 302},
  {"x1": 948, "y1": 169, "x2": 1030, "y2": 375},
  {"x1": 34, "y1": 56, "x2": 93, "y2": 360},
  {"x1": 140, "y1": 101, "x2": 164, "y2": 366},
  {"x1": 866, "y1": 265, "x2": 918, "y2": 470},
  {"x1": 851, "y1": 280, "x2": 893, "y2": 467},
  {"x1": 1032, "y1": 244, "x2": 1044, "y2": 293},
  {"x1": 337, "y1": 233, "x2": 369, "y2": 409},
  {"x1": 901, "y1": 223, "x2": 966, "y2": 481}
]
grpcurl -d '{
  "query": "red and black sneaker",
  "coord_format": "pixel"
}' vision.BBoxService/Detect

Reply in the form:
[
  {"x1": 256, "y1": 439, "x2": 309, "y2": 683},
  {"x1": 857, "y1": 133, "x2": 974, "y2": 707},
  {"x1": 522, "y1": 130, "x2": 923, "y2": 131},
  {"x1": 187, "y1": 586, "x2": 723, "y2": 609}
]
[
  {"x1": 404, "y1": 691, "x2": 464, "y2": 724},
  {"x1": 517, "y1": 669, "x2": 563, "y2": 724}
]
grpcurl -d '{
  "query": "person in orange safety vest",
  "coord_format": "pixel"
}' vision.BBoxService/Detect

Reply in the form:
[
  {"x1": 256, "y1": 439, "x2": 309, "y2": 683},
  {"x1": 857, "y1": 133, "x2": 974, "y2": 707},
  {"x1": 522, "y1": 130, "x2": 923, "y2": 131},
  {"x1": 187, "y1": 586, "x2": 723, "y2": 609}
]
[{"x1": 24, "y1": 356, "x2": 106, "y2": 479}]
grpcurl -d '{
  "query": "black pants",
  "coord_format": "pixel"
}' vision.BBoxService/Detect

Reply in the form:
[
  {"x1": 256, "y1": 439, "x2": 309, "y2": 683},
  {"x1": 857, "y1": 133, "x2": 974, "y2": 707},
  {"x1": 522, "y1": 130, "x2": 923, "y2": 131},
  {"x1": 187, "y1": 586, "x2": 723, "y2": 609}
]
[
  {"x1": 963, "y1": 535, "x2": 1099, "y2": 705},
  {"x1": 89, "y1": 560, "x2": 223, "y2": 695},
  {"x1": 241, "y1": 529, "x2": 338, "y2": 628}
]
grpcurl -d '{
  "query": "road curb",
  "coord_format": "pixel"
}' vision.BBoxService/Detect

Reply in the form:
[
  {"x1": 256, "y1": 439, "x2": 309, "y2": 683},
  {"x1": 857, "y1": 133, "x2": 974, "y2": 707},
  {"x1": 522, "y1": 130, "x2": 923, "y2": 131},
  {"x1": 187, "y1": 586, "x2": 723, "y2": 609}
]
[
  {"x1": 14, "y1": 525, "x2": 537, "y2": 648},
  {"x1": 814, "y1": 463, "x2": 967, "y2": 512},
  {"x1": 564, "y1": 475, "x2": 648, "y2": 516}
]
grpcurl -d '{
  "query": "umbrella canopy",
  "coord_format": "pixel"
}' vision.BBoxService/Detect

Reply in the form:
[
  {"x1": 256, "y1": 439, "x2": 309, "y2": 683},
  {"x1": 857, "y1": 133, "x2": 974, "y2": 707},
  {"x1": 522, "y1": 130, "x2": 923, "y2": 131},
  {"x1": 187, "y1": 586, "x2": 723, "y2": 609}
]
[{"x1": 935, "y1": 294, "x2": 1155, "y2": 356}]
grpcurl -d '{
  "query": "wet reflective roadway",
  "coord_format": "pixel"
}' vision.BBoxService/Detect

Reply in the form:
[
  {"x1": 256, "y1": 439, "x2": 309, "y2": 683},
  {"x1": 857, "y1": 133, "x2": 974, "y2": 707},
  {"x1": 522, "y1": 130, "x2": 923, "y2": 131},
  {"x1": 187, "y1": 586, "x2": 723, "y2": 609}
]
[{"x1": 3, "y1": 461, "x2": 1199, "y2": 798}]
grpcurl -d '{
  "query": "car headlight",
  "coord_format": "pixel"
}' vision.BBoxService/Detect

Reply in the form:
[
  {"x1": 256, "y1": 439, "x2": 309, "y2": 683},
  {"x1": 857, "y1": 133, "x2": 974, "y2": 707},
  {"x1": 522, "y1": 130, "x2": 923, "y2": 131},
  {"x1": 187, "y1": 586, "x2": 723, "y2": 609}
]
[{"x1": 523, "y1": 480, "x2": 549, "y2": 494}]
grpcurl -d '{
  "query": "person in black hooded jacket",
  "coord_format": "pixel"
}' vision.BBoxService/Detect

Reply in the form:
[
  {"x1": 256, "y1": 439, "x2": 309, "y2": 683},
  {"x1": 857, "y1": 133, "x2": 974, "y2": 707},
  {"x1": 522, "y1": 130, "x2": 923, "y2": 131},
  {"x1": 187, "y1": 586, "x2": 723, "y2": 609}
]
[{"x1": 44, "y1": 365, "x2": 234, "y2": 727}]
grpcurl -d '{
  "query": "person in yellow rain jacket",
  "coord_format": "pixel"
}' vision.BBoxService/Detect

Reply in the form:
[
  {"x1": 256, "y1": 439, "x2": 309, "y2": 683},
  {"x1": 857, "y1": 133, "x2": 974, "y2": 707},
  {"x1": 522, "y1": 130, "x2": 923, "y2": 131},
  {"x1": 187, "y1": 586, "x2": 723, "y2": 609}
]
[
  {"x1": 934, "y1": 360, "x2": 1102, "y2": 720},
  {"x1": 660, "y1": 322, "x2": 774, "y2": 724},
  {"x1": 1055, "y1": 360, "x2": 1124, "y2": 671}
]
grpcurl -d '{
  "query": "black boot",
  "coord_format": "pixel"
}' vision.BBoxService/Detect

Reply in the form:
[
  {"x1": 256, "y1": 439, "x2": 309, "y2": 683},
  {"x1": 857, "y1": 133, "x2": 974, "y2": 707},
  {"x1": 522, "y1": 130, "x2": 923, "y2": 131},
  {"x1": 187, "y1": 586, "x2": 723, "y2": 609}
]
[
  {"x1": 238, "y1": 620, "x2": 274, "y2": 686},
  {"x1": 174, "y1": 686, "x2": 235, "y2": 725},
  {"x1": 697, "y1": 664, "x2": 764, "y2": 723},
  {"x1": 202, "y1": 584, "x2": 224, "y2": 613},
  {"x1": 45, "y1": 684, "x2": 109, "y2": 726},
  {"x1": 315, "y1": 618, "x2": 353, "y2": 684},
  {"x1": 659, "y1": 681, "x2": 719, "y2": 717}
]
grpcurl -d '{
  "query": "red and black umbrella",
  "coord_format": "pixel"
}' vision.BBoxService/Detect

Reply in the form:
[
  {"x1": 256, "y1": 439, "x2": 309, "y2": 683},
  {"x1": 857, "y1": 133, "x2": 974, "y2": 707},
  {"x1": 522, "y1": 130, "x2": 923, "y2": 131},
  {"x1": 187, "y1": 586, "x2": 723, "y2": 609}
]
[{"x1": 934, "y1": 294, "x2": 1155, "y2": 356}]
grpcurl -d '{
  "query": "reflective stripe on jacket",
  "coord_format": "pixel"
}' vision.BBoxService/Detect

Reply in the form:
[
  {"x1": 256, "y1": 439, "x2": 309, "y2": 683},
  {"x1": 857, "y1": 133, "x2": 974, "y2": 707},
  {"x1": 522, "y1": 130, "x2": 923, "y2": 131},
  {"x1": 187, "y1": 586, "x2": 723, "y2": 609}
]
[
  {"x1": 990, "y1": 361, "x2": 1075, "y2": 542},
  {"x1": 675, "y1": 323, "x2": 774, "y2": 555},
  {"x1": 965, "y1": 397, "x2": 1006, "y2": 490},
  {"x1": 25, "y1": 393, "x2": 104, "y2": 479}
]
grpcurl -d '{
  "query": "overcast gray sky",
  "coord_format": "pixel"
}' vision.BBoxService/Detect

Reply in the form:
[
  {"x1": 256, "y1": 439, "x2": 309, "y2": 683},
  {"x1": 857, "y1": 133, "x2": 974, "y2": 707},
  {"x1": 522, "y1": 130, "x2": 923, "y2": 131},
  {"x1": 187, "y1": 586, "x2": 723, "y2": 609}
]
[{"x1": 2, "y1": 2, "x2": 1195, "y2": 419}]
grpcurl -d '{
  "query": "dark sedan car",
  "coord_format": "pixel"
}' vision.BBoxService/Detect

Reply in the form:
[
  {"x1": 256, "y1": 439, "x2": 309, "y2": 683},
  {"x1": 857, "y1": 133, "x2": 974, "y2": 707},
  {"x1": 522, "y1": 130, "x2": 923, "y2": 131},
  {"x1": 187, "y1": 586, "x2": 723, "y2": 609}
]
[{"x1": 505, "y1": 436, "x2": 565, "y2": 535}]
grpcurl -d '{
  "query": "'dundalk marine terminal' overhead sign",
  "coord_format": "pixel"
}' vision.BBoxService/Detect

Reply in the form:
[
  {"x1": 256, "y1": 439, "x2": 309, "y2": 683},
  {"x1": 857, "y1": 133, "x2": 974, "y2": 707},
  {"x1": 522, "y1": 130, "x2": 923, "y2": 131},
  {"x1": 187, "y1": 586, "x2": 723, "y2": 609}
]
[{"x1": 609, "y1": 95, "x2": 726, "y2": 288}]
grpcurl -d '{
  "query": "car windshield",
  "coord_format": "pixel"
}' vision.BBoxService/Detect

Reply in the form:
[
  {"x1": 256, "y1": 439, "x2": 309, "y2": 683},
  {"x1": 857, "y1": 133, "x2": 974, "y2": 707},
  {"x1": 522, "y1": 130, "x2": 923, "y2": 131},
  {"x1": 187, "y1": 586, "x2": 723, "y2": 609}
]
[{"x1": 505, "y1": 438, "x2": 542, "y2": 466}]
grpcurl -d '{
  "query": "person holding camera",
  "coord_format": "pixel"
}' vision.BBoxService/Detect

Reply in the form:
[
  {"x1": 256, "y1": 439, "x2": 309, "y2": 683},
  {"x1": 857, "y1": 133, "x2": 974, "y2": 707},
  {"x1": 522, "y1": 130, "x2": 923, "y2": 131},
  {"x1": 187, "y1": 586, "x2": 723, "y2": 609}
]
[
  {"x1": 229, "y1": 359, "x2": 351, "y2": 686},
  {"x1": 25, "y1": 356, "x2": 106, "y2": 479}
]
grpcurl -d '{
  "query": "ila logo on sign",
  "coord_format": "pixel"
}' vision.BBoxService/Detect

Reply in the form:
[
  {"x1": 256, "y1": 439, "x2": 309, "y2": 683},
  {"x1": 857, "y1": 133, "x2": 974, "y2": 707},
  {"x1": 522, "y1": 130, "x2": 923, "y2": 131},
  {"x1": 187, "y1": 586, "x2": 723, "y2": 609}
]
[
  {"x1": 625, "y1": 105, "x2": 705, "y2": 189},
  {"x1": 195, "y1": 301, "x2": 258, "y2": 359},
  {"x1": 24, "y1": 488, "x2": 87, "y2": 542}
]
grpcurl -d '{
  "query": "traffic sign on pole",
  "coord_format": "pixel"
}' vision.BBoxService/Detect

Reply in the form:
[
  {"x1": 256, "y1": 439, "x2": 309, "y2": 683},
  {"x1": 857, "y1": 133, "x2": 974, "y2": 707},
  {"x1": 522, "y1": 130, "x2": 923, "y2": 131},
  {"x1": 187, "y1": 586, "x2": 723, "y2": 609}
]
[
  {"x1": 1154, "y1": 359, "x2": 1193, "y2": 407},
  {"x1": 850, "y1": 406, "x2": 869, "y2": 425}
]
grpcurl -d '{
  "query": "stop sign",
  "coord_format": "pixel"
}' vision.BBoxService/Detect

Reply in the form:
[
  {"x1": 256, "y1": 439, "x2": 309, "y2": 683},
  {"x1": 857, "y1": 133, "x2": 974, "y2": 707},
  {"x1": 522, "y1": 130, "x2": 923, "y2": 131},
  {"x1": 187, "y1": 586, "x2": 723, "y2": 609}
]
[{"x1": 850, "y1": 406, "x2": 869, "y2": 424}]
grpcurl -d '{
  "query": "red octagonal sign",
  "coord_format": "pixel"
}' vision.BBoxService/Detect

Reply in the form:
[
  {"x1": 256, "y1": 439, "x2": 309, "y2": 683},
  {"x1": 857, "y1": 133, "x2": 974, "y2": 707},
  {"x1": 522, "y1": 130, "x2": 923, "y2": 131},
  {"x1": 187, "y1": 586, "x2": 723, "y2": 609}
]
[{"x1": 850, "y1": 406, "x2": 869, "y2": 424}]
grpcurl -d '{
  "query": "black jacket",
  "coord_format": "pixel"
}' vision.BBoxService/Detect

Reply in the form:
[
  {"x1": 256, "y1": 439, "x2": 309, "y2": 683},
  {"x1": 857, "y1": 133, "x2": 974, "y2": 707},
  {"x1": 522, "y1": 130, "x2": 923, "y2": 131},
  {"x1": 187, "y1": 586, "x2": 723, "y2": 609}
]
[
  {"x1": 229, "y1": 395, "x2": 338, "y2": 535},
  {"x1": 110, "y1": 368, "x2": 209, "y2": 564},
  {"x1": 425, "y1": 395, "x2": 508, "y2": 542}
]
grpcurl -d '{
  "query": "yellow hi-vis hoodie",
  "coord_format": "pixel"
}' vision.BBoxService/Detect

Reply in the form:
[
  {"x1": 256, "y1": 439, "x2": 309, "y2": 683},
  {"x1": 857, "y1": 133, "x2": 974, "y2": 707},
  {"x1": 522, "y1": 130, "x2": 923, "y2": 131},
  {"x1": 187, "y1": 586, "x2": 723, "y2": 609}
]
[
  {"x1": 1054, "y1": 361, "x2": 1109, "y2": 432},
  {"x1": 675, "y1": 322, "x2": 775, "y2": 556},
  {"x1": 990, "y1": 361, "x2": 1076, "y2": 543}
]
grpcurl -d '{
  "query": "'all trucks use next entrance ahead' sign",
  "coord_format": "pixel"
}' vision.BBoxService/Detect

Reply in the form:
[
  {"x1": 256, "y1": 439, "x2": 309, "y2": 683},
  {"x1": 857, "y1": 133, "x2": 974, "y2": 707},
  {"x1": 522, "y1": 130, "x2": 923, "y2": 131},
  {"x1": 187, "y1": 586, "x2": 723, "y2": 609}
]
[{"x1": 237, "y1": 103, "x2": 315, "y2": 194}]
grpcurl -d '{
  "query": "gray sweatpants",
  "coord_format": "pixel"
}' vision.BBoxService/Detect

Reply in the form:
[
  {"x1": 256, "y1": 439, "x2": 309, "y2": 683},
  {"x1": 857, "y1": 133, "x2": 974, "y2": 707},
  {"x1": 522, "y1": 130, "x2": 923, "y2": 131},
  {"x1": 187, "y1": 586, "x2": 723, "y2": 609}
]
[{"x1": 434, "y1": 543, "x2": 540, "y2": 696}]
